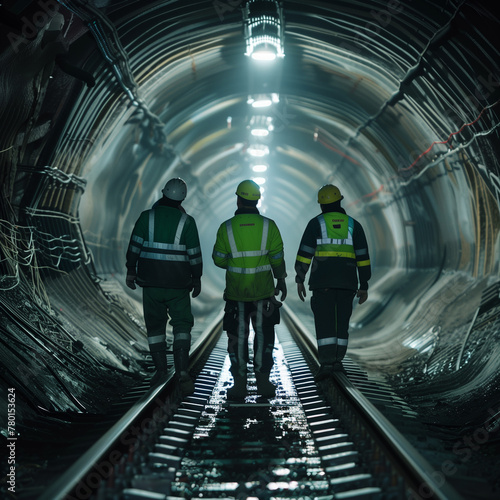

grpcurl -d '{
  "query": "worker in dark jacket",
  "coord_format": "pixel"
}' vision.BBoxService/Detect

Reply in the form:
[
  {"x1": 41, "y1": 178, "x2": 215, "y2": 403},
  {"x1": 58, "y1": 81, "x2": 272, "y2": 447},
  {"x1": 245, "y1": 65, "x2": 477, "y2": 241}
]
[
  {"x1": 126, "y1": 178, "x2": 202, "y2": 392},
  {"x1": 213, "y1": 180, "x2": 287, "y2": 400},
  {"x1": 295, "y1": 184, "x2": 371, "y2": 379}
]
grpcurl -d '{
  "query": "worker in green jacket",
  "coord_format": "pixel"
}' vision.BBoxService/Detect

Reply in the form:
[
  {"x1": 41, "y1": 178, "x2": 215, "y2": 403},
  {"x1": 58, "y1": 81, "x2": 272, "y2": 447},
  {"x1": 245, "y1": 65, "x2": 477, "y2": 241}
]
[
  {"x1": 213, "y1": 180, "x2": 287, "y2": 400},
  {"x1": 126, "y1": 178, "x2": 202, "y2": 393},
  {"x1": 295, "y1": 184, "x2": 371, "y2": 379}
]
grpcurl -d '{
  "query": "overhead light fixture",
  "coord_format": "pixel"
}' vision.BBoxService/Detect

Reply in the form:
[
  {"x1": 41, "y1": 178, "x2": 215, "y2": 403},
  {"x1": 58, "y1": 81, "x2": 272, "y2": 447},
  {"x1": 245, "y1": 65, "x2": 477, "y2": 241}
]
[
  {"x1": 248, "y1": 144, "x2": 269, "y2": 157},
  {"x1": 247, "y1": 93, "x2": 279, "y2": 108},
  {"x1": 251, "y1": 128, "x2": 269, "y2": 137},
  {"x1": 250, "y1": 97, "x2": 272, "y2": 108},
  {"x1": 252, "y1": 43, "x2": 277, "y2": 61},
  {"x1": 244, "y1": 1, "x2": 285, "y2": 60},
  {"x1": 249, "y1": 115, "x2": 274, "y2": 134},
  {"x1": 252, "y1": 163, "x2": 268, "y2": 172}
]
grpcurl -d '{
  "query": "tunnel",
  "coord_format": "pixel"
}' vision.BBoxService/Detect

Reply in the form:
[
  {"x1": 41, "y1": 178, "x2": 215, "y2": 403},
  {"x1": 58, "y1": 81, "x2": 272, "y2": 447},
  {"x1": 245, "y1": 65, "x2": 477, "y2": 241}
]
[{"x1": 1, "y1": 0, "x2": 500, "y2": 497}]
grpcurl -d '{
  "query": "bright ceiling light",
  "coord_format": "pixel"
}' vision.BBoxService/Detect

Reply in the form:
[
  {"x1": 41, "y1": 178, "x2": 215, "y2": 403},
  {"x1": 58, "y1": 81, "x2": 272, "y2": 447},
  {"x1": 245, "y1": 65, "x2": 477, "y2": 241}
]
[
  {"x1": 247, "y1": 93, "x2": 279, "y2": 108},
  {"x1": 251, "y1": 43, "x2": 277, "y2": 61},
  {"x1": 253, "y1": 177, "x2": 266, "y2": 185},
  {"x1": 250, "y1": 98, "x2": 272, "y2": 108},
  {"x1": 247, "y1": 144, "x2": 269, "y2": 157},
  {"x1": 244, "y1": 1, "x2": 285, "y2": 60},
  {"x1": 251, "y1": 128, "x2": 269, "y2": 137},
  {"x1": 250, "y1": 115, "x2": 274, "y2": 135},
  {"x1": 252, "y1": 164, "x2": 268, "y2": 172}
]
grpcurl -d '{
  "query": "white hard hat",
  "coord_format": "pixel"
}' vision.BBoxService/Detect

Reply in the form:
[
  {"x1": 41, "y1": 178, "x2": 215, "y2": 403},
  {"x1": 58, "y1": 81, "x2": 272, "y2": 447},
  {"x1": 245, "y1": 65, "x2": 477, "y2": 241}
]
[{"x1": 162, "y1": 177, "x2": 187, "y2": 201}]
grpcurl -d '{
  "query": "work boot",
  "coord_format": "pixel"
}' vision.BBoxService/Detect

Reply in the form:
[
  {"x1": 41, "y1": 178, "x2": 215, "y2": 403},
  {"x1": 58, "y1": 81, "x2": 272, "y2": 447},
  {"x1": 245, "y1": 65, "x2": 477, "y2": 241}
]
[
  {"x1": 174, "y1": 347, "x2": 194, "y2": 396},
  {"x1": 178, "y1": 371, "x2": 195, "y2": 396},
  {"x1": 333, "y1": 345, "x2": 347, "y2": 374},
  {"x1": 314, "y1": 364, "x2": 334, "y2": 382},
  {"x1": 227, "y1": 374, "x2": 248, "y2": 400},
  {"x1": 333, "y1": 361, "x2": 346, "y2": 374},
  {"x1": 150, "y1": 350, "x2": 169, "y2": 387},
  {"x1": 255, "y1": 372, "x2": 276, "y2": 399}
]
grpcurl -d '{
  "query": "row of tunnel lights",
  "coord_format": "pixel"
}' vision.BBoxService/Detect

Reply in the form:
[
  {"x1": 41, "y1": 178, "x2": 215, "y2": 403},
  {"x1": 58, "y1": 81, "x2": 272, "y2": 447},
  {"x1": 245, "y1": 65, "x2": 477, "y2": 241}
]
[
  {"x1": 244, "y1": 1, "x2": 285, "y2": 205},
  {"x1": 246, "y1": 95, "x2": 278, "y2": 205},
  {"x1": 226, "y1": 112, "x2": 277, "y2": 204}
]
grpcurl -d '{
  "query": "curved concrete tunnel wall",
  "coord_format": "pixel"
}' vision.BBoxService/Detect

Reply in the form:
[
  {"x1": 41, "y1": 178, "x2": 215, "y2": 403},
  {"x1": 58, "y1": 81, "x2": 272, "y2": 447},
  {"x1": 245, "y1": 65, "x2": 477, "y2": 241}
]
[
  {"x1": 1, "y1": 1, "x2": 500, "y2": 432},
  {"x1": 75, "y1": 2, "x2": 499, "y2": 387},
  {"x1": 72, "y1": 1, "x2": 500, "y2": 372}
]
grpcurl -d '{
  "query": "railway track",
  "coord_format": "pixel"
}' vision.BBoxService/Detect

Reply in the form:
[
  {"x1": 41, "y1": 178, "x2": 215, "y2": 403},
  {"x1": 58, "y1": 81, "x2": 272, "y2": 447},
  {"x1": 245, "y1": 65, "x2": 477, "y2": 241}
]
[{"x1": 39, "y1": 307, "x2": 463, "y2": 500}]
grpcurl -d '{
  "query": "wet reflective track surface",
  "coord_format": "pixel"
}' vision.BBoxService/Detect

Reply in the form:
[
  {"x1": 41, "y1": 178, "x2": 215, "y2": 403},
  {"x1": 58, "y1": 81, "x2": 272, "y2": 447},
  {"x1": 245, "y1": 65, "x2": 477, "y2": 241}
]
[{"x1": 39, "y1": 313, "x2": 463, "y2": 500}]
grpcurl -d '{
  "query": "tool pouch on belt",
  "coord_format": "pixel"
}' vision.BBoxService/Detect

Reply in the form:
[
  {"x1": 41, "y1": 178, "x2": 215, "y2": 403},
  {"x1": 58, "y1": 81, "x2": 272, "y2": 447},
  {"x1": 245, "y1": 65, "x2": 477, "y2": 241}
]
[{"x1": 263, "y1": 297, "x2": 281, "y2": 326}]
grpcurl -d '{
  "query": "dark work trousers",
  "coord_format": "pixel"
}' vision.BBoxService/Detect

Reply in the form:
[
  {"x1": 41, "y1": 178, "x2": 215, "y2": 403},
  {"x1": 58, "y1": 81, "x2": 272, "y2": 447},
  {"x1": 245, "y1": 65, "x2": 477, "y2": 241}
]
[
  {"x1": 142, "y1": 287, "x2": 194, "y2": 354},
  {"x1": 311, "y1": 288, "x2": 356, "y2": 365},
  {"x1": 223, "y1": 299, "x2": 280, "y2": 379}
]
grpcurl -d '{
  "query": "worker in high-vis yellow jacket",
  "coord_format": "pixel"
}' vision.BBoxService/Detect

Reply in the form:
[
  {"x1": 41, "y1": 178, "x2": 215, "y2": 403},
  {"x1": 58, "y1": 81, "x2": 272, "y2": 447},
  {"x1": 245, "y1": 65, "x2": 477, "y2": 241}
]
[
  {"x1": 295, "y1": 184, "x2": 371, "y2": 379},
  {"x1": 213, "y1": 180, "x2": 287, "y2": 400}
]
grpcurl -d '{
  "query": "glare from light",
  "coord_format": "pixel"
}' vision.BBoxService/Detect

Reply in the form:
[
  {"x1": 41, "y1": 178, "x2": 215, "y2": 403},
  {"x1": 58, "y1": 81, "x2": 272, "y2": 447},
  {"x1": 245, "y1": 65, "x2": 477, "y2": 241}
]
[
  {"x1": 252, "y1": 164, "x2": 268, "y2": 172},
  {"x1": 273, "y1": 467, "x2": 291, "y2": 476},
  {"x1": 247, "y1": 93, "x2": 279, "y2": 108},
  {"x1": 251, "y1": 47, "x2": 277, "y2": 61},
  {"x1": 250, "y1": 115, "x2": 274, "y2": 133},
  {"x1": 251, "y1": 128, "x2": 269, "y2": 137},
  {"x1": 267, "y1": 482, "x2": 299, "y2": 491},
  {"x1": 251, "y1": 99, "x2": 272, "y2": 108},
  {"x1": 247, "y1": 145, "x2": 269, "y2": 157},
  {"x1": 253, "y1": 177, "x2": 266, "y2": 185}
]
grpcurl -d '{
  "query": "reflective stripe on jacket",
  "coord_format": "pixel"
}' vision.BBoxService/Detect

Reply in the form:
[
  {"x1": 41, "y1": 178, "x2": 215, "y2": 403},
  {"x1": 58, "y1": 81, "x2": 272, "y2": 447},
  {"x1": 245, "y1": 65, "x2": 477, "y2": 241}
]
[
  {"x1": 295, "y1": 210, "x2": 371, "y2": 291},
  {"x1": 126, "y1": 206, "x2": 202, "y2": 288},
  {"x1": 213, "y1": 209, "x2": 286, "y2": 301}
]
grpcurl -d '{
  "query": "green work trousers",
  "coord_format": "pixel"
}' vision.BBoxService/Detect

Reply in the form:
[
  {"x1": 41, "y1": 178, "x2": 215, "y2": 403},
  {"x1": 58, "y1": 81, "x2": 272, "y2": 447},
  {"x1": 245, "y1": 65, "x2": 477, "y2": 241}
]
[{"x1": 142, "y1": 287, "x2": 193, "y2": 353}]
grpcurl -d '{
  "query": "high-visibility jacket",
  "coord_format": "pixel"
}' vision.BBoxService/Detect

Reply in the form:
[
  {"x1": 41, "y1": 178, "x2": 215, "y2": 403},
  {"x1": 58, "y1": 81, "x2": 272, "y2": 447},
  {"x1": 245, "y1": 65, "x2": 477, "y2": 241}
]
[
  {"x1": 126, "y1": 205, "x2": 202, "y2": 288},
  {"x1": 295, "y1": 209, "x2": 371, "y2": 291},
  {"x1": 212, "y1": 207, "x2": 286, "y2": 301}
]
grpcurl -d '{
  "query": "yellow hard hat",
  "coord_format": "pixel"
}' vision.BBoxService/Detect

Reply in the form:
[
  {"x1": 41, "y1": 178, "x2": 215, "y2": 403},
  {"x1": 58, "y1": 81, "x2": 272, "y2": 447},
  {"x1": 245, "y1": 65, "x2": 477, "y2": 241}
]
[
  {"x1": 318, "y1": 184, "x2": 343, "y2": 204},
  {"x1": 236, "y1": 179, "x2": 261, "y2": 201}
]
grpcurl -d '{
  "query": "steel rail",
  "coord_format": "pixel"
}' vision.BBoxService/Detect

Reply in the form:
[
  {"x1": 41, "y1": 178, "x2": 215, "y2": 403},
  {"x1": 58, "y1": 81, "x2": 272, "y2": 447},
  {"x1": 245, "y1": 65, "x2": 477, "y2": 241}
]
[
  {"x1": 39, "y1": 310, "x2": 223, "y2": 500},
  {"x1": 282, "y1": 303, "x2": 463, "y2": 500},
  {"x1": 40, "y1": 304, "x2": 463, "y2": 500}
]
